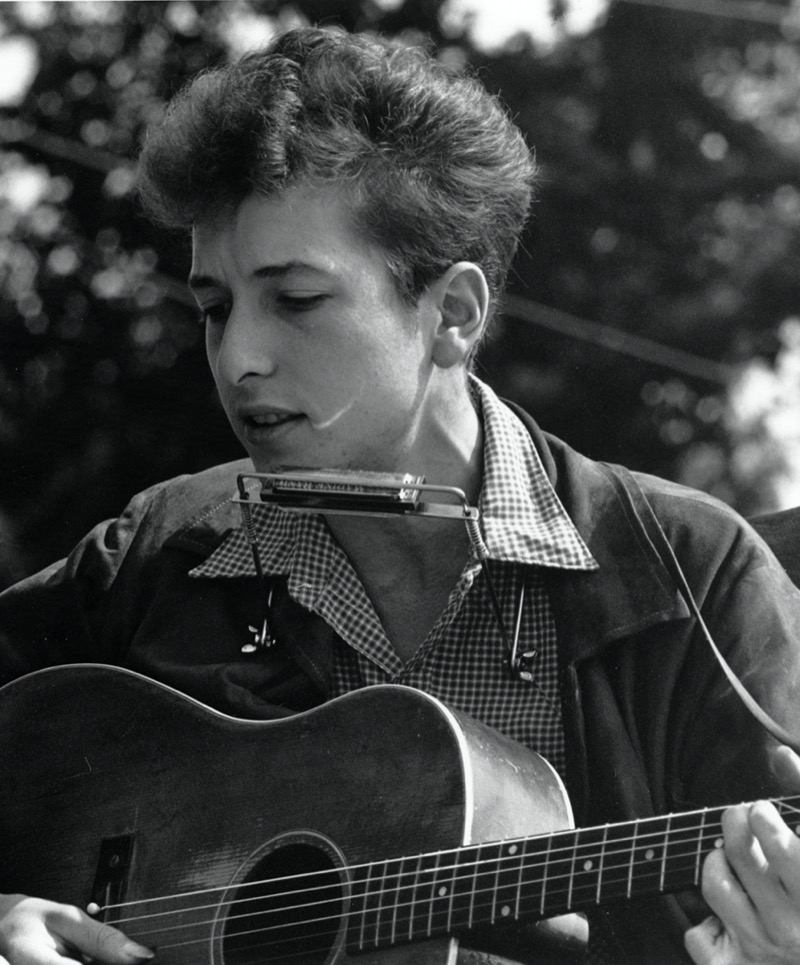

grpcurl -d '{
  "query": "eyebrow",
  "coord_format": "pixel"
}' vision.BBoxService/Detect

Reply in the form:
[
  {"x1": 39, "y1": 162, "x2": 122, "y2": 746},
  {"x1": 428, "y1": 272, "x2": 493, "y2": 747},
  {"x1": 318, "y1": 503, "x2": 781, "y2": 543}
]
[{"x1": 188, "y1": 260, "x2": 330, "y2": 292}]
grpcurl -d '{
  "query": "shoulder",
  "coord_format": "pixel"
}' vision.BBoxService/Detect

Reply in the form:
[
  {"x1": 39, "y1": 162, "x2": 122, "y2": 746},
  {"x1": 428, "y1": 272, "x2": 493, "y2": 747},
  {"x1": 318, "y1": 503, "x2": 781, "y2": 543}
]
[
  {"x1": 506, "y1": 398, "x2": 772, "y2": 573},
  {"x1": 115, "y1": 458, "x2": 255, "y2": 555},
  {"x1": 628, "y1": 468, "x2": 747, "y2": 536},
  {"x1": 749, "y1": 506, "x2": 800, "y2": 586}
]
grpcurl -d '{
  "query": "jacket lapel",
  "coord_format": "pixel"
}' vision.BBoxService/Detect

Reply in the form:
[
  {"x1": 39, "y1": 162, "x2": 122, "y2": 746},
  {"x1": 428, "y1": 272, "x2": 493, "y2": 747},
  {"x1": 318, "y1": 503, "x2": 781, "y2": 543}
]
[{"x1": 506, "y1": 402, "x2": 690, "y2": 663}]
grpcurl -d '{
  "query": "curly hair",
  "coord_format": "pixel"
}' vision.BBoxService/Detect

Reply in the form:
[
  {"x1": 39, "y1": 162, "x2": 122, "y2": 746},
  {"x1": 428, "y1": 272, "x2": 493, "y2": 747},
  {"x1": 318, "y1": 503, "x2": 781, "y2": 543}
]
[{"x1": 138, "y1": 27, "x2": 537, "y2": 313}]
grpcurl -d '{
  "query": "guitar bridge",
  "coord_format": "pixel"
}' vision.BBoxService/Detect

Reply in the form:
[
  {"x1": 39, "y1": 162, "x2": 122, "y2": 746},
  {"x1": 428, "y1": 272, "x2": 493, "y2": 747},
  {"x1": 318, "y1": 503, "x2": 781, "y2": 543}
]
[{"x1": 89, "y1": 834, "x2": 134, "y2": 919}]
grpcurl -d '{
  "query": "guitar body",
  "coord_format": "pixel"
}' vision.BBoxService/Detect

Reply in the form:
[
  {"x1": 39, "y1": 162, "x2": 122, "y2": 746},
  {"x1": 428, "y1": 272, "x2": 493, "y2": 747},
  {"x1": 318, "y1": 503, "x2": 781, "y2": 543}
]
[{"x1": 0, "y1": 665, "x2": 581, "y2": 964}]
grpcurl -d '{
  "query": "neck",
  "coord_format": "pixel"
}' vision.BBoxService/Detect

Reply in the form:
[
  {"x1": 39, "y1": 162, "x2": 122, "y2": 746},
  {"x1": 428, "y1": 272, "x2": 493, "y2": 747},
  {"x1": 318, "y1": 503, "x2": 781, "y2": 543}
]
[
  {"x1": 323, "y1": 377, "x2": 483, "y2": 661},
  {"x1": 327, "y1": 377, "x2": 483, "y2": 569}
]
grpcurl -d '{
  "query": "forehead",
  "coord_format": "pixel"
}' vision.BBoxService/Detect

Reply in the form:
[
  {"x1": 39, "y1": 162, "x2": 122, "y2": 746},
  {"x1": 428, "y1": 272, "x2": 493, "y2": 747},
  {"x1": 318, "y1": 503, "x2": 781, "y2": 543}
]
[{"x1": 190, "y1": 185, "x2": 372, "y2": 279}]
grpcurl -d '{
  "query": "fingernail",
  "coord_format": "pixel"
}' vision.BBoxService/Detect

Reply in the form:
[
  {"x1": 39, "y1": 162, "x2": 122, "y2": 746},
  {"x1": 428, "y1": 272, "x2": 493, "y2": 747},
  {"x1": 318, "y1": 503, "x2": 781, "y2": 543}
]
[{"x1": 124, "y1": 941, "x2": 155, "y2": 961}]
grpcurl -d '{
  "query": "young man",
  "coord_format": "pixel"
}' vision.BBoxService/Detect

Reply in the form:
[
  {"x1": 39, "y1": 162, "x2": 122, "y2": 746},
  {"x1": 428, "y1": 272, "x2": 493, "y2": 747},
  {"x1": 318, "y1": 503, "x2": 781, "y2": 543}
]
[{"x1": 2, "y1": 26, "x2": 800, "y2": 965}]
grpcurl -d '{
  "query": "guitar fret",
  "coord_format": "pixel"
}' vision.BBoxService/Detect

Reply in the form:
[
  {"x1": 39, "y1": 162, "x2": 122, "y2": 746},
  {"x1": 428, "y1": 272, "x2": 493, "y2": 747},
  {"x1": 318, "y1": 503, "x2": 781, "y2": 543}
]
[
  {"x1": 446, "y1": 849, "x2": 459, "y2": 933},
  {"x1": 427, "y1": 850, "x2": 443, "y2": 938},
  {"x1": 374, "y1": 858, "x2": 391, "y2": 948},
  {"x1": 626, "y1": 819, "x2": 640, "y2": 898},
  {"x1": 659, "y1": 815, "x2": 672, "y2": 892},
  {"x1": 566, "y1": 830, "x2": 580, "y2": 910},
  {"x1": 462, "y1": 844, "x2": 479, "y2": 930},
  {"x1": 407, "y1": 853, "x2": 424, "y2": 942},
  {"x1": 694, "y1": 810, "x2": 708, "y2": 886},
  {"x1": 540, "y1": 835, "x2": 553, "y2": 917},
  {"x1": 358, "y1": 861, "x2": 377, "y2": 951},
  {"x1": 390, "y1": 857, "x2": 409, "y2": 946},
  {"x1": 514, "y1": 839, "x2": 525, "y2": 919},
  {"x1": 491, "y1": 844, "x2": 501, "y2": 924},
  {"x1": 595, "y1": 825, "x2": 609, "y2": 904}
]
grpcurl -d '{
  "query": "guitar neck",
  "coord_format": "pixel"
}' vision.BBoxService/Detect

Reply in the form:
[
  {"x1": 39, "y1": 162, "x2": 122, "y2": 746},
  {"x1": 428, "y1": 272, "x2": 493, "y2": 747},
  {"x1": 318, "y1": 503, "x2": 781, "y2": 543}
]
[{"x1": 348, "y1": 795, "x2": 800, "y2": 951}]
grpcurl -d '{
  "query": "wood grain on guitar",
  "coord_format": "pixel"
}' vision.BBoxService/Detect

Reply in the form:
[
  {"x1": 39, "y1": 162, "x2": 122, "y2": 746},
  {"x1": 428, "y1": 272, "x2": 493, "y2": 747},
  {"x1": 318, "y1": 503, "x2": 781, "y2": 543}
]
[{"x1": 3, "y1": 666, "x2": 796, "y2": 964}]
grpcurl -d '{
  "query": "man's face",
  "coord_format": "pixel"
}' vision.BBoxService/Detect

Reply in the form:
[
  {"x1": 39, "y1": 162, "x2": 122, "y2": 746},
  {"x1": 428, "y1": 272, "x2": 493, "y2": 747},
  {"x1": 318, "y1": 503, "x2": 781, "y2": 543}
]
[{"x1": 190, "y1": 185, "x2": 434, "y2": 474}]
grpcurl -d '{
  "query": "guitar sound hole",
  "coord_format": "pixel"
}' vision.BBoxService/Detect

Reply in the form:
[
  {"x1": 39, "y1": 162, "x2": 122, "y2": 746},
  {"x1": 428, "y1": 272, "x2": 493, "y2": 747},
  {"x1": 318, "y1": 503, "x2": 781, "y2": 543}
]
[{"x1": 222, "y1": 842, "x2": 346, "y2": 965}]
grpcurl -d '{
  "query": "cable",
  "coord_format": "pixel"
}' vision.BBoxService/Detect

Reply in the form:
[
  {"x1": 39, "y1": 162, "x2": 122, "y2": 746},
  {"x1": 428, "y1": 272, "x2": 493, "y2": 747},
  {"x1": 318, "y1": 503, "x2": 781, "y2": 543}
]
[
  {"x1": 0, "y1": 116, "x2": 132, "y2": 174},
  {"x1": 614, "y1": 0, "x2": 797, "y2": 26},
  {"x1": 501, "y1": 294, "x2": 737, "y2": 385}
]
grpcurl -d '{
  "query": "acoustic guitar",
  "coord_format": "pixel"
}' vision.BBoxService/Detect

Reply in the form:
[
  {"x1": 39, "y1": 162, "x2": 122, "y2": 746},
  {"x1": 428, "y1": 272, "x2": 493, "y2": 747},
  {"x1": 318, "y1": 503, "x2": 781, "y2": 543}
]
[{"x1": 2, "y1": 665, "x2": 797, "y2": 964}]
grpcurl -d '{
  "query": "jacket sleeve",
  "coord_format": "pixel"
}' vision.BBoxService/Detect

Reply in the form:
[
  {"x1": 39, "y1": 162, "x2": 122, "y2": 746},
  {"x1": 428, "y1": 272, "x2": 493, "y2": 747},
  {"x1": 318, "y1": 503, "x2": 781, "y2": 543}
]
[
  {"x1": 571, "y1": 481, "x2": 800, "y2": 964},
  {"x1": 668, "y1": 502, "x2": 800, "y2": 806},
  {"x1": 0, "y1": 485, "x2": 165, "y2": 686}
]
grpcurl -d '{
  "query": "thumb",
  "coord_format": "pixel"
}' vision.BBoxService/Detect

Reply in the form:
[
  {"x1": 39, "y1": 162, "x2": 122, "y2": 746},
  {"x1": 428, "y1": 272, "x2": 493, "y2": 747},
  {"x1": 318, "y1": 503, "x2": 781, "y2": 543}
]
[
  {"x1": 684, "y1": 914, "x2": 725, "y2": 965},
  {"x1": 50, "y1": 907, "x2": 153, "y2": 964}
]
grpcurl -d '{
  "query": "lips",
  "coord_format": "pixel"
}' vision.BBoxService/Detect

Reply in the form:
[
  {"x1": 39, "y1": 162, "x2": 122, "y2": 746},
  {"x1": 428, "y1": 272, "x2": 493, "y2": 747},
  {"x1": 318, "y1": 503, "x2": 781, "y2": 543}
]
[
  {"x1": 248, "y1": 412, "x2": 296, "y2": 427},
  {"x1": 238, "y1": 403, "x2": 299, "y2": 425},
  {"x1": 236, "y1": 405, "x2": 304, "y2": 448}
]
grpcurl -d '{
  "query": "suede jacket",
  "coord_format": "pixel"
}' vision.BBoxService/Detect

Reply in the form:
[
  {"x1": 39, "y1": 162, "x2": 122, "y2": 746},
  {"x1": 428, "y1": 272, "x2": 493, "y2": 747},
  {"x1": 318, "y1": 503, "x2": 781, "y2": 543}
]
[{"x1": 2, "y1": 405, "x2": 800, "y2": 964}]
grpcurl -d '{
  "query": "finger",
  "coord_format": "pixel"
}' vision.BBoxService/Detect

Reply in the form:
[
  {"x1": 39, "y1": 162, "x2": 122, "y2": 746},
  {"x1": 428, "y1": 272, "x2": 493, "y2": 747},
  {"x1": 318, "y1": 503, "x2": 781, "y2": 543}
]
[
  {"x1": 701, "y1": 842, "x2": 768, "y2": 947},
  {"x1": 772, "y1": 745, "x2": 800, "y2": 791},
  {"x1": 718, "y1": 801, "x2": 800, "y2": 947},
  {"x1": 684, "y1": 914, "x2": 727, "y2": 965},
  {"x1": 748, "y1": 800, "x2": 800, "y2": 896},
  {"x1": 2, "y1": 939, "x2": 83, "y2": 965},
  {"x1": 47, "y1": 906, "x2": 153, "y2": 964}
]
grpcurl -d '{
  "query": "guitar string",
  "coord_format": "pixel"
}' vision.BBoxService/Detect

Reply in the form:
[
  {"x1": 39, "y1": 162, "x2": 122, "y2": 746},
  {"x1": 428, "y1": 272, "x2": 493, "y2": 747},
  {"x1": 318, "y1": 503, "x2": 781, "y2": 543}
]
[
  {"x1": 105, "y1": 828, "x2": 728, "y2": 930},
  {"x1": 125, "y1": 859, "x2": 735, "y2": 954},
  {"x1": 114, "y1": 847, "x2": 758, "y2": 960},
  {"x1": 99, "y1": 796, "x2": 800, "y2": 928},
  {"x1": 109, "y1": 833, "x2": 793, "y2": 946}
]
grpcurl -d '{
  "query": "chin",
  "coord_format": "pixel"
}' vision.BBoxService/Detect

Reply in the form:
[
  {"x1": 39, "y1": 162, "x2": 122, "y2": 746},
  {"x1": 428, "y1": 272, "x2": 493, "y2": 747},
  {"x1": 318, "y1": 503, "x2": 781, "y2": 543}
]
[{"x1": 249, "y1": 457, "x2": 326, "y2": 474}]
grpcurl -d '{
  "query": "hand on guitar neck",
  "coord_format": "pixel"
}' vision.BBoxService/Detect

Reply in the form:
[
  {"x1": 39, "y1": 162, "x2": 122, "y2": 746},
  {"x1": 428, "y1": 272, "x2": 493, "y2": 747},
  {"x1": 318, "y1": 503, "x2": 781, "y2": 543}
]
[{"x1": 684, "y1": 746, "x2": 800, "y2": 965}]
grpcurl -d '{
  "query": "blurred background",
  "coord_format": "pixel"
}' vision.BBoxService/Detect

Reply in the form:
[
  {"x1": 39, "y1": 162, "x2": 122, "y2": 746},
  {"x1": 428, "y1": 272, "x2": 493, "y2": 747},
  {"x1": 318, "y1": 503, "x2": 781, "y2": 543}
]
[{"x1": 1, "y1": 0, "x2": 800, "y2": 588}]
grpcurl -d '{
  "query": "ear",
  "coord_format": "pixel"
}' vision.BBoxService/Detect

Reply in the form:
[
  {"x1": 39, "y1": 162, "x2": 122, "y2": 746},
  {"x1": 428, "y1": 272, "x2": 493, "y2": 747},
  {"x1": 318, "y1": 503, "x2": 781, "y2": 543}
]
[{"x1": 428, "y1": 262, "x2": 490, "y2": 369}]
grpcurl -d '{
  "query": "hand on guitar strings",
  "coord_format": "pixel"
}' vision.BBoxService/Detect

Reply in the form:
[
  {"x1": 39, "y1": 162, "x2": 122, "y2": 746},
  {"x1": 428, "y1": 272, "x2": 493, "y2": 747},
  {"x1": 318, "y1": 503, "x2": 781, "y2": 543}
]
[
  {"x1": 685, "y1": 746, "x2": 800, "y2": 965},
  {"x1": 0, "y1": 895, "x2": 153, "y2": 965}
]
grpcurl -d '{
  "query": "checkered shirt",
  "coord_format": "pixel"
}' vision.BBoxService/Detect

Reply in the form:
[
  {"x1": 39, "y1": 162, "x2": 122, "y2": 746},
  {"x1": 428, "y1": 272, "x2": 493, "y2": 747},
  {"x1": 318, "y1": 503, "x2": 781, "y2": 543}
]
[{"x1": 190, "y1": 379, "x2": 597, "y2": 779}]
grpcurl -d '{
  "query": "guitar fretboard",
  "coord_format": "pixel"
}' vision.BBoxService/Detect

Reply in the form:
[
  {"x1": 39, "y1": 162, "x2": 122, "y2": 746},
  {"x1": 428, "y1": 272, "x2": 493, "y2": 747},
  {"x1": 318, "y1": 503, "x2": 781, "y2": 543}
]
[{"x1": 347, "y1": 795, "x2": 800, "y2": 952}]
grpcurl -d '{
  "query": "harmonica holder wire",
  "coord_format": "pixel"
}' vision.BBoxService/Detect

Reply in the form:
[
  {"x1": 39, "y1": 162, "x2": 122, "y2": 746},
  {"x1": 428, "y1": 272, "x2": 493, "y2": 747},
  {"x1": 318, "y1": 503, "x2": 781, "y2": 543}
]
[{"x1": 235, "y1": 472, "x2": 531, "y2": 676}]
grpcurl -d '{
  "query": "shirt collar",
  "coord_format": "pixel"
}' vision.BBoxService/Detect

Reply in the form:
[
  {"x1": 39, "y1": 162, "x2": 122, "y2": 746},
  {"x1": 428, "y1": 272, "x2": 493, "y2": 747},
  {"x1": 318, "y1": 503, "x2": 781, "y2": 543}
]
[
  {"x1": 189, "y1": 378, "x2": 597, "y2": 580},
  {"x1": 474, "y1": 378, "x2": 597, "y2": 570}
]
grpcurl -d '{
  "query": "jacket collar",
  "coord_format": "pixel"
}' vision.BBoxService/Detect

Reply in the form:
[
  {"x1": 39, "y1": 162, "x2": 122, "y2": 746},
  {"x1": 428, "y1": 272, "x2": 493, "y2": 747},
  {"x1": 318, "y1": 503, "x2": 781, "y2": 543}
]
[
  {"x1": 163, "y1": 459, "x2": 254, "y2": 556},
  {"x1": 505, "y1": 401, "x2": 690, "y2": 661}
]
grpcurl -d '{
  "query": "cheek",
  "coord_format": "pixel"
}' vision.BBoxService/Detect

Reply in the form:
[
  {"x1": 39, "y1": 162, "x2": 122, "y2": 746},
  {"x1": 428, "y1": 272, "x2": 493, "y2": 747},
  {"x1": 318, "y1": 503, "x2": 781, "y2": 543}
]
[{"x1": 205, "y1": 326, "x2": 221, "y2": 371}]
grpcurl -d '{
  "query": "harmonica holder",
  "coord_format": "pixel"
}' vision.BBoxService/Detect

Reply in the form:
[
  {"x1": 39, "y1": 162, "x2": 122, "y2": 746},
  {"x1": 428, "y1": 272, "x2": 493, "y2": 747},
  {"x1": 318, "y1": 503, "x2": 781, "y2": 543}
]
[{"x1": 234, "y1": 471, "x2": 532, "y2": 677}]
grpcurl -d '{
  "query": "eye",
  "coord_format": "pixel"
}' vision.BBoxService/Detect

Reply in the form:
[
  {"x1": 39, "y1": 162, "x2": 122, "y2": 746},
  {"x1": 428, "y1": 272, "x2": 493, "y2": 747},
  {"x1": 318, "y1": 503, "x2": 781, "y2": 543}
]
[
  {"x1": 197, "y1": 301, "x2": 230, "y2": 327},
  {"x1": 276, "y1": 292, "x2": 328, "y2": 312}
]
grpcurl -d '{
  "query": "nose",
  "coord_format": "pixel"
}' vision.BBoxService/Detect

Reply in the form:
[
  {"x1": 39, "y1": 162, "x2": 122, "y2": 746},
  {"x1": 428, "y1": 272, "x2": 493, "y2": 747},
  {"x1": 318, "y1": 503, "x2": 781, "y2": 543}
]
[{"x1": 209, "y1": 303, "x2": 278, "y2": 386}]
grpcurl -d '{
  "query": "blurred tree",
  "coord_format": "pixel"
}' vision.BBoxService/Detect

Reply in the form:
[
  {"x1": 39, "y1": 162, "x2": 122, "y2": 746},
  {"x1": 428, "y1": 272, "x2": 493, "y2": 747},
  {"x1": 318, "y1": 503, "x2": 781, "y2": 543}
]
[
  {"x1": 1, "y1": 0, "x2": 799, "y2": 587},
  {"x1": 474, "y1": 0, "x2": 800, "y2": 496}
]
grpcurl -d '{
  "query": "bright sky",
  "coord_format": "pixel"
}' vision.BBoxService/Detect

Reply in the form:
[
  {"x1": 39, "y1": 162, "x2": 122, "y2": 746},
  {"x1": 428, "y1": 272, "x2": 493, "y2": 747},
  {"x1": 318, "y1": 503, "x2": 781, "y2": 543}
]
[
  {"x1": 440, "y1": 0, "x2": 610, "y2": 50},
  {"x1": 0, "y1": 35, "x2": 39, "y2": 107},
  {"x1": 0, "y1": 0, "x2": 611, "y2": 109}
]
